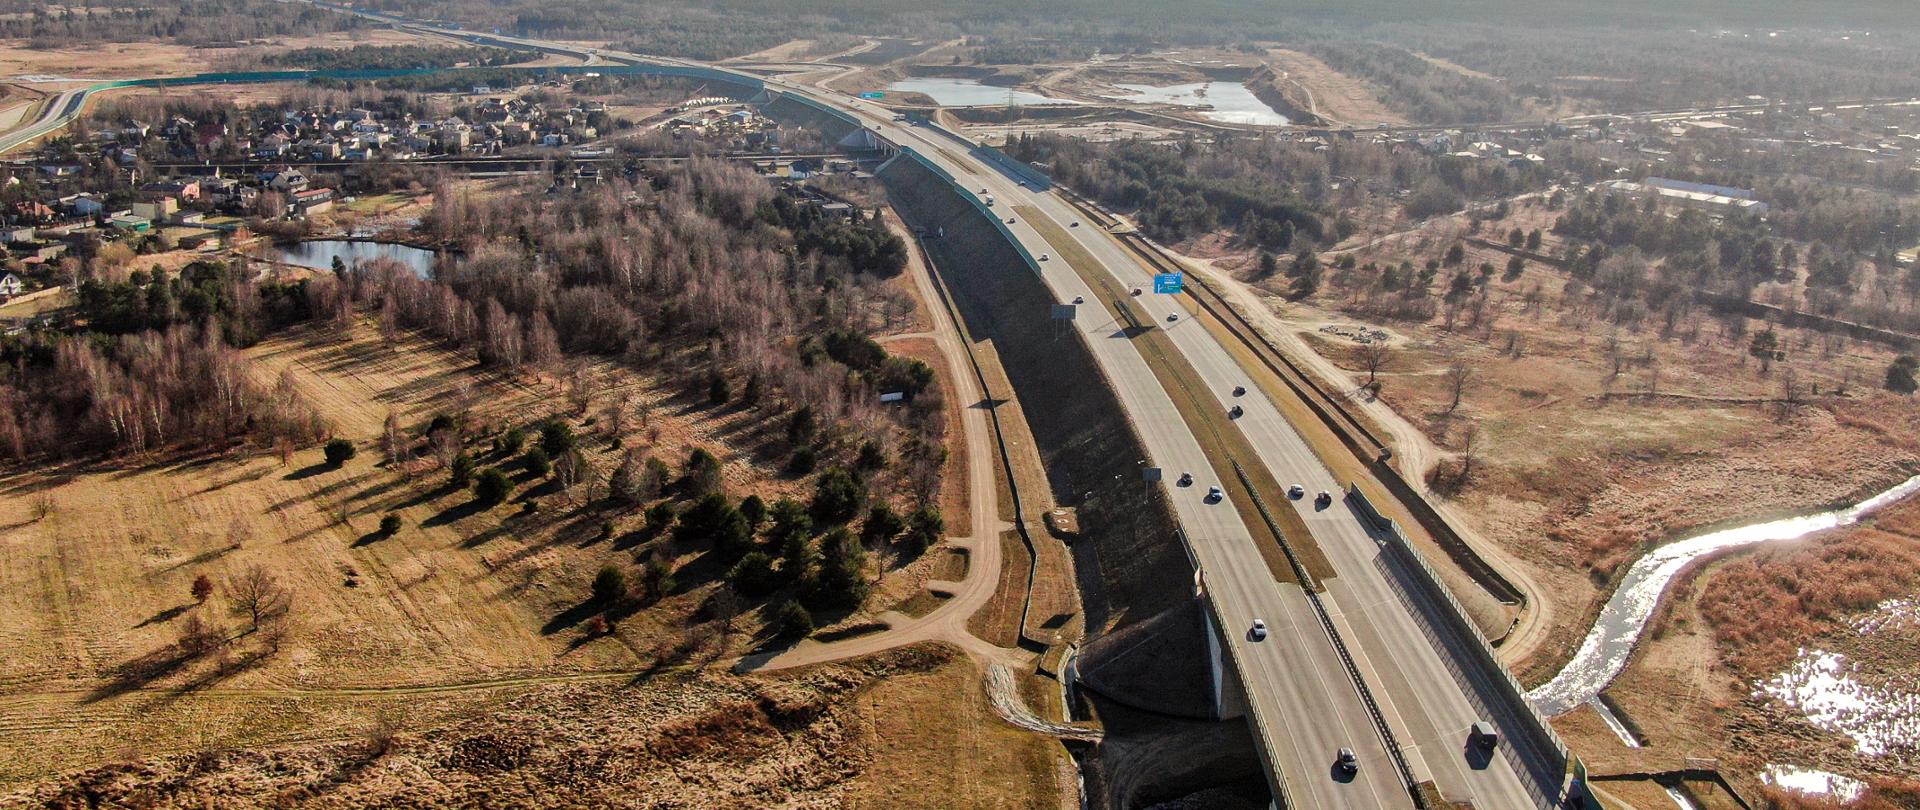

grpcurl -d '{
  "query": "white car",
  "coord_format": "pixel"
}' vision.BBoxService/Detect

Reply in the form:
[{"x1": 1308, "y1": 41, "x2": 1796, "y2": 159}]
[
  {"x1": 1336, "y1": 748, "x2": 1358, "y2": 775},
  {"x1": 1072, "y1": 295, "x2": 1084, "y2": 304},
  {"x1": 1039, "y1": 253, "x2": 1050, "y2": 261},
  {"x1": 1249, "y1": 619, "x2": 1268, "y2": 641},
  {"x1": 1288, "y1": 484, "x2": 1306, "y2": 499}
]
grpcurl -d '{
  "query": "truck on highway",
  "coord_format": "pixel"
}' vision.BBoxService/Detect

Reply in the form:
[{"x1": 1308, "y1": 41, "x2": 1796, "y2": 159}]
[{"x1": 1470, "y1": 721, "x2": 1499, "y2": 750}]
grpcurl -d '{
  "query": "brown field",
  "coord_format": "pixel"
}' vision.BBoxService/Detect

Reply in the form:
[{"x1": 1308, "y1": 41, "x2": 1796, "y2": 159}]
[
  {"x1": 1569, "y1": 499, "x2": 1920, "y2": 798},
  {"x1": 1264, "y1": 48, "x2": 1407, "y2": 127},
  {"x1": 1, "y1": 643, "x2": 1067, "y2": 809},
  {"x1": 0, "y1": 312, "x2": 983, "y2": 788},
  {"x1": 0, "y1": 29, "x2": 433, "y2": 79}
]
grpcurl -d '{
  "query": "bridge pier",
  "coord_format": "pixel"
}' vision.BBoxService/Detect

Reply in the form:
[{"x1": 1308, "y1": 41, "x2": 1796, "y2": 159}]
[{"x1": 1193, "y1": 567, "x2": 1248, "y2": 721}]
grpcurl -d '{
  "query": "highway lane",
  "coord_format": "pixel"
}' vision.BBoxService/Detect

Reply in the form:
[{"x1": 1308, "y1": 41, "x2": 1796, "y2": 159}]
[
  {"x1": 0, "y1": 85, "x2": 89, "y2": 155},
  {"x1": 905, "y1": 143, "x2": 1411, "y2": 809},
  {"x1": 1016, "y1": 189, "x2": 1552, "y2": 808}
]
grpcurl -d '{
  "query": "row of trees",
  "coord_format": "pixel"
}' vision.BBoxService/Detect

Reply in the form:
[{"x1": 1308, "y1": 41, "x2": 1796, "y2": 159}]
[
  {"x1": 262, "y1": 43, "x2": 526, "y2": 71},
  {"x1": 1006, "y1": 131, "x2": 1551, "y2": 248},
  {"x1": 0, "y1": 323, "x2": 328, "y2": 460}
]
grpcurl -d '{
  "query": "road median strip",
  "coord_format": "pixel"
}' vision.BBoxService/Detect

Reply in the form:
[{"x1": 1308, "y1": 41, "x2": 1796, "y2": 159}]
[{"x1": 1018, "y1": 206, "x2": 1337, "y2": 587}]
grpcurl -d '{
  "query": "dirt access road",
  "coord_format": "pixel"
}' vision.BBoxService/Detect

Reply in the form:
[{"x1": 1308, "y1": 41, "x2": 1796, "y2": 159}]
[{"x1": 736, "y1": 214, "x2": 1025, "y2": 673}]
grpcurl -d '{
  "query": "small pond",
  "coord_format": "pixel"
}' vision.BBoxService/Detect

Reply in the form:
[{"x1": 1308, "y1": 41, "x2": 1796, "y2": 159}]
[
  {"x1": 1108, "y1": 81, "x2": 1289, "y2": 126},
  {"x1": 270, "y1": 240, "x2": 438, "y2": 277}
]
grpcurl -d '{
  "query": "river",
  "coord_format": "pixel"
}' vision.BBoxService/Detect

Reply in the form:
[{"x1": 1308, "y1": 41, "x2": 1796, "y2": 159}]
[
  {"x1": 1526, "y1": 473, "x2": 1920, "y2": 716},
  {"x1": 269, "y1": 240, "x2": 438, "y2": 277}
]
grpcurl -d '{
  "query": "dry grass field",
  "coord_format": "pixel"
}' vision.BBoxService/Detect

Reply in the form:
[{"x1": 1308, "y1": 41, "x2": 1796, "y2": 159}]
[
  {"x1": 0, "y1": 314, "x2": 997, "y2": 792},
  {"x1": 1567, "y1": 499, "x2": 1920, "y2": 802},
  {"x1": 0, "y1": 29, "x2": 437, "y2": 79},
  {"x1": 2, "y1": 643, "x2": 1068, "y2": 809},
  {"x1": 1208, "y1": 196, "x2": 1920, "y2": 685},
  {"x1": 1263, "y1": 48, "x2": 1407, "y2": 127}
]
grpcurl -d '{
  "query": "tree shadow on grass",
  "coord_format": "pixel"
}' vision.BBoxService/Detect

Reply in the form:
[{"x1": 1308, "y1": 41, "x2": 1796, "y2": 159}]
[
  {"x1": 423, "y1": 498, "x2": 491, "y2": 529},
  {"x1": 542, "y1": 598, "x2": 608, "y2": 637},
  {"x1": 352, "y1": 528, "x2": 396, "y2": 547},
  {"x1": 158, "y1": 643, "x2": 276, "y2": 703},
  {"x1": 151, "y1": 544, "x2": 240, "y2": 577},
  {"x1": 282, "y1": 462, "x2": 337, "y2": 481},
  {"x1": 133, "y1": 604, "x2": 195, "y2": 628},
  {"x1": 86, "y1": 645, "x2": 196, "y2": 704},
  {"x1": 611, "y1": 526, "x2": 661, "y2": 552},
  {"x1": 391, "y1": 480, "x2": 460, "y2": 512}
]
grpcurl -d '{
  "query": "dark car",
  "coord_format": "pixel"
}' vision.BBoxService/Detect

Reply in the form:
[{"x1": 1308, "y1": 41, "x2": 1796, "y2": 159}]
[{"x1": 1336, "y1": 748, "x2": 1358, "y2": 775}]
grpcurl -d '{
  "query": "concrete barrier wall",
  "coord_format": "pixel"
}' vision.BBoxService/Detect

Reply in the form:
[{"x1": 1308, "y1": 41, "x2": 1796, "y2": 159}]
[
  {"x1": 1350, "y1": 485, "x2": 1570, "y2": 804},
  {"x1": 1369, "y1": 458, "x2": 1526, "y2": 606}
]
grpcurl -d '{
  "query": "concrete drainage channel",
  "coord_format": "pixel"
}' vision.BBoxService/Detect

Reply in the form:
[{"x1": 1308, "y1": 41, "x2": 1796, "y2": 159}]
[{"x1": 985, "y1": 663, "x2": 1103, "y2": 742}]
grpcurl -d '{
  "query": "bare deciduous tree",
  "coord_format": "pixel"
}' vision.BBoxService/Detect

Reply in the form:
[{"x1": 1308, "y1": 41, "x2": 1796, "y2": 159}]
[
  {"x1": 28, "y1": 491, "x2": 55, "y2": 522},
  {"x1": 226, "y1": 565, "x2": 290, "y2": 631},
  {"x1": 1444, "y1": 361, "x2": 1473, "y2": 415},
  {"x1": 382, "y1": 410, "x2": 409, "y2": 465},
  {"x1": 1358, "y1": 342, "x2": 1392, "y2": 388},
  {"x1": 566, "y1": 362, "x2": 597, "y2": 415},
  {"x1": 430, "y1": 427, "x2": 462, "y2": 470},
  {"x1": 177, "y1": 613, "x2": 226, "y2": 657},
  {"x1": 1457, "y1": 422, "x2": 1479, "y2": 483}
]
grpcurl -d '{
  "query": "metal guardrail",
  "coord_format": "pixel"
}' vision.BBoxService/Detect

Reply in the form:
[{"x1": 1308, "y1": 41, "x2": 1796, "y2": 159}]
[
  {"x1": 1349, "y1": 484, "x2": 1569, "y2": 807},
  {"x1": 1232, "y1": 463, "x2": 1429, "y2": 810}
]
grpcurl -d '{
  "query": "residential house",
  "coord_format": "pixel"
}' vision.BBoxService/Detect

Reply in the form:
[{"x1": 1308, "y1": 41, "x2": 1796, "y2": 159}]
[
  {"x1": 9, "y1": 202, "x2": 52, "y2": 223},
  {"x1": 265, "y1": 168, "x2": 310, "y2": 194},
  {"x1": 130, "y1": 198, "x2": 178, "y2": 221},
  {"x1": 291, "y1": 187, "x2": 335, "y2": 216},
  {"x1": 140, "y1": 180, "x2": 200, "y2": 202},
  {"x1": 0, "y1": 272, "x2": 21, "y2": 298},
  {"x1": 65, "y1": 194, "x2": 106, "y2": 217}
]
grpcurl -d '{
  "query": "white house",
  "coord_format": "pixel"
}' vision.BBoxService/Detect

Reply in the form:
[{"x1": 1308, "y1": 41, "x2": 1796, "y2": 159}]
[{"x1": 0, "y1": 273, "x2": 23, "y2": 298}]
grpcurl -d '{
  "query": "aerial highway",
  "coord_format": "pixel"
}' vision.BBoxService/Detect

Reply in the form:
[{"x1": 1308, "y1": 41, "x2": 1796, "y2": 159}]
[
  {"x1": 0, "y1": 85, "x2": 91, "y2": 155},
  {"x1": 201, "y1": 6, "x2": 1569, "y2": 806},
  {"x1": 1019, "y1": 188, "x2": 1562, "y2": 807}
]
